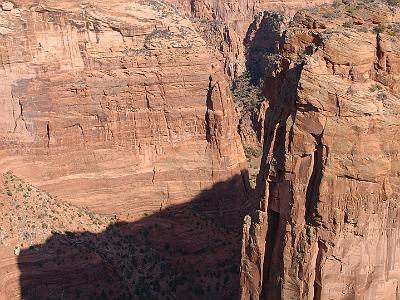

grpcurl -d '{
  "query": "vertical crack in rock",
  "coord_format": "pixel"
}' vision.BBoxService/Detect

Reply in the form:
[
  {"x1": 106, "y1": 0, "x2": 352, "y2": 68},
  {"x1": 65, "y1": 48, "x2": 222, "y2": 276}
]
[
  {"x1": 260, "y1": 208, "x2": 281, "y2": 300},
  {"x1": 205, "y1": 75, "x2": 214, "y2": 143},
  {"x1": 305, "y1": 135, "x2": 324, "y2": 225},
  {"x1": 46, "y1": 122, "x2": 51, "y2": 148},
  {"x1": 152, "y1": 167, "x2": 156, "y2": 184},
  {"x1": 13, "y1": 98, "x2": 28, "y2": 133},
  {"x1": 335, "y1": 94, "x2": 341, "y2": 117},
  {"x1": 313, "y1": 241, "x2": 325, "y2": 300},
  {"x1": 375, "y1": 33, "x2": 384, "y2": 72}
]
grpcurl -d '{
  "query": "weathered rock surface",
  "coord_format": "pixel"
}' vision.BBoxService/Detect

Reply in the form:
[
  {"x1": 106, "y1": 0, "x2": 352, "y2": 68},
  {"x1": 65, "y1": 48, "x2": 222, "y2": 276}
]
[
  {"x1": 241, "y1": 1, "x2": 400, "y2": 299},
  {"x1": 172, "y1": 0, "x2": 334, "y2": 187},
  {"x1": 164, "y1": 0, "x2": 332, "y2": 80},
  {"x1": 0, "y1": 0, "x2": 248, "y2": 219}
]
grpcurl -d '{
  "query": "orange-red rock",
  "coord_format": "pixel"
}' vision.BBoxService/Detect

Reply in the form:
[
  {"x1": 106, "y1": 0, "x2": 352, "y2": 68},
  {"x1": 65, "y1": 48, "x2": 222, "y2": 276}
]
[
  {"x1": 0, "y1": 0, "x2": 248, "y2": 219},
  {"x1": 241, "y1": 2, "x2": 400, "y2": 299},
  {"x1": 165, "y1": 0, "x2": 333, "y2": 78}
]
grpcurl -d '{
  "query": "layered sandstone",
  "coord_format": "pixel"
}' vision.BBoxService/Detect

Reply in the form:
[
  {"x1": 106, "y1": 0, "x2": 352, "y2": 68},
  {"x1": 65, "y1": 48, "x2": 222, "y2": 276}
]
[
  {"x1": 163, "y1": 0, "x2": 332, "y2": 80},
  {"x1": 167, "y1": 0, "x2": 334, "y2": 184},
  {"x1": 241, "y1": 1, "x2": 400, "y2": 299},
  {"x1": 0, "y1": 0, "x2": 248, "y2": 219}
]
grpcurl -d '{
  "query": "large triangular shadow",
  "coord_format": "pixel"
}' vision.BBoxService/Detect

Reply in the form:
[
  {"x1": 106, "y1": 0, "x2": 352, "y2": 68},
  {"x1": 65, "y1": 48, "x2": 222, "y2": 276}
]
[{"x1": 18, "y1": 172, "x2": 252, "y2": 300}]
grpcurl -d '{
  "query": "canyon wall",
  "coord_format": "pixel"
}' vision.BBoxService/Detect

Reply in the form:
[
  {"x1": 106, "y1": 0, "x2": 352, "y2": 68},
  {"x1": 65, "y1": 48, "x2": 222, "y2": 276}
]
[
  {"x1": 164, "y1": 0, "x2": 332, "y2": 78},
  {"x1": 0, "y1": 0, "x2": 248, "y2": 220},
  {"x1": 241, "y1": 1, "x2": 400, "y2": 299}
]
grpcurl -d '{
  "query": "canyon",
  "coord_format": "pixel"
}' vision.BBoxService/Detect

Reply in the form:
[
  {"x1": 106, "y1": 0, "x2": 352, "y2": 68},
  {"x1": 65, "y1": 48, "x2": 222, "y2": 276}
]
[{"x1": 0, "y1": 0, "x2": 399, "y2": 299}]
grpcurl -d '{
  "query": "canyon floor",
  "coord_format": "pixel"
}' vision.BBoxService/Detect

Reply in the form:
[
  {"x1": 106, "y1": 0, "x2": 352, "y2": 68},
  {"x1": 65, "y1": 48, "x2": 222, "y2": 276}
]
[{"x1": 0, "y1": 171, "x2": 246, "y2": 299}]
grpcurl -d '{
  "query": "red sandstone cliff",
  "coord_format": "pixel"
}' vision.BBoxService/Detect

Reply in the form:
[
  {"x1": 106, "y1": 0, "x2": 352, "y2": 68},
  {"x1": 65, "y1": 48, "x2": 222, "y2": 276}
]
[
  {"x1": 165, "y1": 0, "x2": 332, "y2": 78},
  {"x1": 0, "y1": 0, "x2": 248, "y2": 220},
  {"x1": 2, "y1": 0, "x2": 399, "y2": 299},
  {"x1": 241, "y1": 1, "x2": 400, "y2": 299}
]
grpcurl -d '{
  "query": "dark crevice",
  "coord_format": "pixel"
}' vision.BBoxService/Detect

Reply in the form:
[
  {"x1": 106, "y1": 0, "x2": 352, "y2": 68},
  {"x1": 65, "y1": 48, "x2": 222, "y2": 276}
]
[
  {"x1": 261, "y1": 207, "x2": 281, "y2": 300},
  {"x1": 244, "y1": 12, "x2": 285, "y2": 85},
  {"x1": 338, "y1": 174, "x2": 377, "y2": 184},
  {"x1": 297, "y1": 103, "x2": 319, "y2": 113},
  {"x1": 205, "y1": 76, "x2": 214, "y2": 143},
  {"x1": 46, "y1": 122, "x2": 50, "y2": 148},
  {"x1": 190, "y1": 0, "x2": 196, "y2": 14},
  {"x1": 305, "y1": 136, "x2": 324, "y2": 225},
  {"x1": 287, "y1": 112, "x2": 297, "y2": 154}
]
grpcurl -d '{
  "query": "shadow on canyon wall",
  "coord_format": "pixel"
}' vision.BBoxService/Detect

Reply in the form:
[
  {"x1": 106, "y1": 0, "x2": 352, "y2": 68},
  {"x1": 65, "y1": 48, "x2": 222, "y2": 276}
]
[
  {"x1": 243, "y1": 11, "x2": 318, "y2": 299},
  {"x1": 244, "y1": 11, "x2": 284, "y2": 86},
  {"x1": 18, "y1": 173, "x2": 252, "y2": 300}
]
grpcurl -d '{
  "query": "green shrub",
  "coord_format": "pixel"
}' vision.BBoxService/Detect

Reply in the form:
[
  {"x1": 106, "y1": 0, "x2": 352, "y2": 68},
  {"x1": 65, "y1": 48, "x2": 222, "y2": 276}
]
[
  {"x1": 244, "y1": 146, "x2": 262, "y2": 160},
  {"x1": 342, "y1": 21, "x2": 353, "y2": 28},
  {"x1": 377, "y1": 92, "x2": 388, "y2": 101},
  {"x1": 373, "y1": 24, "x2": 386, "y2": 34},
  {"x1": 369, "y1": 84, "x2": 382, "y2": 92}
]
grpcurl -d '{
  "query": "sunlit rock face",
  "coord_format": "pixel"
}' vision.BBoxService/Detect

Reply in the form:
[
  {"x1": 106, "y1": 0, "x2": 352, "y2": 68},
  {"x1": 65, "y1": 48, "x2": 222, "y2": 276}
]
[
  {"x1": 240, "y1": 2, "x2": 400, "y2": 299},
  {"x1": 163, "y1": 0, "x2": 332, "y2": 78},
  {"x1": 0, "y1": 0, "x2": 248, "y2": 219},
  {"x1": 0, "y1": 2, "x2": 251, "y2": 298}
]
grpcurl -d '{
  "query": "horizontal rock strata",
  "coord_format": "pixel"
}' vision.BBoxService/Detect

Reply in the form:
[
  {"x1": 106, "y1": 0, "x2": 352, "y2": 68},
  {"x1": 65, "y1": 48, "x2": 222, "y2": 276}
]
[
  {"x1": 0, "y1": 0, "x2": 248, "y2": 219},
  {"x1": 241, "y1": 1, "x2": 400, "y2": 299}
]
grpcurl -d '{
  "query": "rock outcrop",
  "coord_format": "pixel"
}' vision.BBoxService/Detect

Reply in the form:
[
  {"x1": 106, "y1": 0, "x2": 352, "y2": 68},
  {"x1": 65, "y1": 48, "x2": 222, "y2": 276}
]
[
  {"x1": 241, "y1": 1, "x2": 400, "y2": 299},
  {"x1": 0, "y1": 0, "x2": 248, "y2": 220}
]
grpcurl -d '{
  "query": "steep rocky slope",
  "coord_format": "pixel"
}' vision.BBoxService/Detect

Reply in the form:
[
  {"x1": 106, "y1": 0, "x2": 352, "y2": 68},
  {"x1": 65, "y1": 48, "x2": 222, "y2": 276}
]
[
  {"x1": 0, "y1": 172, "x2": 243, "y2": 299},
  {"x1": 241, "y1": 1, "x2": 400, "y2": 299},
  {"x1": 0, "y1": 0, "x2": 248, "y2": 220},
  {"x1": 0, "y1": 172, "x2": 111, "y2": 299}
]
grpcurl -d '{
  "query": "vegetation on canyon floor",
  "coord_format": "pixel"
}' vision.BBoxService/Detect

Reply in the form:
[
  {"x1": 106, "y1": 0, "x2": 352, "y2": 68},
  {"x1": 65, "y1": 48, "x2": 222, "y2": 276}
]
[{"x1": 0, "y1": 172, "x2": 242, "y2": 299}]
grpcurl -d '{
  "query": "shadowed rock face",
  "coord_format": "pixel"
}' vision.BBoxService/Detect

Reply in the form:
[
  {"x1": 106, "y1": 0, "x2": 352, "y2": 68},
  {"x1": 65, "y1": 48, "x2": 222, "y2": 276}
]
[
  {"x1": 0, "y1": 0, "x2": 248, "y2": 219},
  {"x1": 241, "y1": 1, "x2": 400, "y2": 299}
]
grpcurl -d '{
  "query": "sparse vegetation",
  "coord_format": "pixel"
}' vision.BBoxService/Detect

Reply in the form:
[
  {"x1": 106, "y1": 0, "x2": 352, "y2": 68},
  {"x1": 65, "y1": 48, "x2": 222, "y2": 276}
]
[
  {"x1": 373, "y1": 24, "x2": 386, "y2": 34},
  {"x1": 232, "y1": 72, "x2": 264, "y2": 114},
  {"x1": 0, "y1": 172, "x2": 241, "y2": 298},
  {"x1": 387, "y1": 0, "x2": 400, "y2": 6},
  {"x1": 357, "y1": 26, "x2": 369, "y2": 33},
  {"x1": 244, "y1": 146, "x2": 262, "y2": 160},
  {"x1": 342, "y1": 21, "x2": 353, "y2": 28},
  {"x1": 377, "y1": 91, "x2": 388, "y2": 101},
  {"x1": 369, "y1": 83, "x2": 383, "y2": 92}
]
